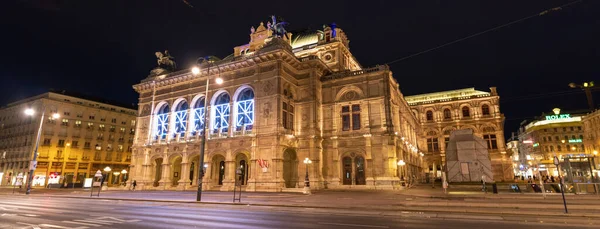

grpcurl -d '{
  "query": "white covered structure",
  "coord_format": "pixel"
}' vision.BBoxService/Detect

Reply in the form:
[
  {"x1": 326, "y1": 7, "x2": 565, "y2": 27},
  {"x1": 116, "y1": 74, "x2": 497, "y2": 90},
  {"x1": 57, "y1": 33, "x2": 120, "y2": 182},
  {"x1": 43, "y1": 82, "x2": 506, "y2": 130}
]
[{"x1": 446, "y1": 129, "x2": 493, "y2": 182}]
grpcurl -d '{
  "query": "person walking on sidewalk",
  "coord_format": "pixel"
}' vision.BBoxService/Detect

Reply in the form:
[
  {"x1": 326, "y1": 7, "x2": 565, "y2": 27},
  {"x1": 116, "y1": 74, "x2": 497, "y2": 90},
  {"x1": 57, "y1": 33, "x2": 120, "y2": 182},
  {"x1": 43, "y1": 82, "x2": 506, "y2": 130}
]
[{"x1": 132, "y1": 180, "x2": 137, "y2": 191}]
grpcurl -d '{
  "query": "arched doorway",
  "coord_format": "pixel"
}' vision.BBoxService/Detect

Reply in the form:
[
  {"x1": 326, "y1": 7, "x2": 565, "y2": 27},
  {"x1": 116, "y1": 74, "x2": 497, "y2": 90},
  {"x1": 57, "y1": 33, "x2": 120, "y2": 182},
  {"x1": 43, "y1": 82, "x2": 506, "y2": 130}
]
[
  {"x1": 283, "y1": 149, "x2": 298, "y2": 188},
  {"x1": 171, "y1": 156, "x2": 182, "y2": 186},
  {"x1": 211, "y1": 155, "x2": 226, "y2": 185},
  {"x1": 343, "y1": 157, "x2": 352, "y2": 185},
  {"x1": 341, "y1": 154, "x2": 366, "y2": 185},
  {"x1": 188, "y1": 155, "x2": 200, "y2": 186},
  {"x1": 235, "y1": 153, "x2": 249, "y2": 185},
  {"x1": 153, "y1": 158, "x2": 163, "y2": 187}
]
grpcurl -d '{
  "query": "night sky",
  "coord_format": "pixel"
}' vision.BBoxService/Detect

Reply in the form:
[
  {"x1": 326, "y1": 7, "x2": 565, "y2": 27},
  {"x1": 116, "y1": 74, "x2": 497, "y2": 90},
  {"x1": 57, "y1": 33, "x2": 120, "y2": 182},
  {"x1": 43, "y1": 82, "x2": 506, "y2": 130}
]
[{"x1": 1, "y1": 0, "x2": 599, "y2": 138}]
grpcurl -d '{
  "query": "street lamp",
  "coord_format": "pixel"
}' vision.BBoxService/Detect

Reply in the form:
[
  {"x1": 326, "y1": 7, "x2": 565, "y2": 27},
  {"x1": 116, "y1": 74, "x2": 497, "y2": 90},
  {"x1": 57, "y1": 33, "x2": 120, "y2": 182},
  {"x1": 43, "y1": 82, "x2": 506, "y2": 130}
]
[
  {"x1": 194, "y1": 56, "x2": 223, "y2": 202},
  {"x1": 569, "y1": 81, "x2": 596, "y2": 111},
  {"x1": 103, "y1": 166, "x2": 111, "y2": 187},
  {"x1": 397, "y1": 160, "x2": 406, "y2": 181},
  {"x1": 121, "y1": 169, "x2": 128, "y2": 184},
  {"x1": 303, "y1": 157, "x2": 312, "y2": 194},
  {"x1": 24, "y1": 107, "x2": 59, "y2": 195}
]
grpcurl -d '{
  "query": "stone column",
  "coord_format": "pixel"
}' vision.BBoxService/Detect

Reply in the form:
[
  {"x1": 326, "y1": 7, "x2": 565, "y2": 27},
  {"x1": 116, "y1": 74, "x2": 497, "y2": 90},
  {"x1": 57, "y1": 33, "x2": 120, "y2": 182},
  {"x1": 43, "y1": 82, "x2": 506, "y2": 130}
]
[
  {"x1": 178, "y1": 162, "x2": 190, "y2": 190},
  {"x1": 364, "y1": 134, "x2": 375, "y2": 186}
]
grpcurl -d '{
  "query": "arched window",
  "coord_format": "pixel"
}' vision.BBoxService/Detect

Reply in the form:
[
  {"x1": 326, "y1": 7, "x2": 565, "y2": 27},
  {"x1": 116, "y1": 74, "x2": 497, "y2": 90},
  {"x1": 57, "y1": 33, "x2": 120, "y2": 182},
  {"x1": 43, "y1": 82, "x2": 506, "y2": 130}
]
[
  {"x1": 155, "y1": 104, "x2": 170, "y2": 140},
  {"x1": 192, "y1": 97, "x2": 205, "y2": 135},
  {"x1": 173, "y1": 100, "x2": 188, "y2": 138},
  {"x1": 443, "y1": 109, "x2": 451, "y2": 120},
  {"x1": 213, "y1": 93, "x2": 230, "y2": 133},
  {"x1": 426, "y1": 110, "x2": 433, "y2": 121},
  {"x1": 482, "y1": 104, "x2": 490, "y2": 116},
  {"x1": 235, "y1": 88, "x2": 254, "y2": 131},
  {"x1": 462, "y1": 106, "x2": 470, "y2": 118}
]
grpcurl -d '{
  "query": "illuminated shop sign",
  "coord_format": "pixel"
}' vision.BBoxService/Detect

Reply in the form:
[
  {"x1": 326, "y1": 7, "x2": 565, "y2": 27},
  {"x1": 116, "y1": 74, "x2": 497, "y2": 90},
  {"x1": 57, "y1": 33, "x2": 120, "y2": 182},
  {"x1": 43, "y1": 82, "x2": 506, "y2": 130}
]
[
  {"x1": 568, "y1": 139, "x2": 582, "y2": 143},
  {"x1": 545, "y1": 114, "x2": 571, "y2": 120},
  {"x1": 533, "y1": 143, "x2": 539, "y2": 147}
]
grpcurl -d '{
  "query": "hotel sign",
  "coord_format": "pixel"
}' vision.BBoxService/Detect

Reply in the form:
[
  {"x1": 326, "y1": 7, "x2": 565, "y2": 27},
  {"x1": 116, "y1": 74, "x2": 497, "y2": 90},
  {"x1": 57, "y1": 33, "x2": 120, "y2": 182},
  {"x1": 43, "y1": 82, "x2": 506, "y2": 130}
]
[
  {"x1": 569, "y1": 139, "x2": 582, "y2": 143},
  {"x1": 545, "y1": 114, "x2": 571, "y2": 120}
]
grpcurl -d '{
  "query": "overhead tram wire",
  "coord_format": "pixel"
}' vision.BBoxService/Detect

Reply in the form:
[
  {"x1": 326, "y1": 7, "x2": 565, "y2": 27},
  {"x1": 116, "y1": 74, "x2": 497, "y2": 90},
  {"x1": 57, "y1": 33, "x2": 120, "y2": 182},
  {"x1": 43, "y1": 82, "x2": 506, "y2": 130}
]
[{"x1": 384, "y1": 0, "x2": 584, "y2": 66}]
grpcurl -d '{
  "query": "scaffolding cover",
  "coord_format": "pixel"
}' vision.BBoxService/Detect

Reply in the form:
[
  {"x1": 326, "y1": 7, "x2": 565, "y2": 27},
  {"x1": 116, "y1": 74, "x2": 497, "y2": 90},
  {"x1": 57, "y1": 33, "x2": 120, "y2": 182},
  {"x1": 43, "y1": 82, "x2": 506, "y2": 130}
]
[{"x1": 445, "y1": 129, "x2": 493, "y2": 183}]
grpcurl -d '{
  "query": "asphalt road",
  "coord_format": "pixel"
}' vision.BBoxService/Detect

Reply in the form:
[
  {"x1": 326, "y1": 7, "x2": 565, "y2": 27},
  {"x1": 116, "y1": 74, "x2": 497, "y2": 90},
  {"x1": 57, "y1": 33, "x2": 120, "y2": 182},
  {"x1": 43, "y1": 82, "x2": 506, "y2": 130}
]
[{"x1": 0, "y1": 195, "x2": 597, "y2": 229}]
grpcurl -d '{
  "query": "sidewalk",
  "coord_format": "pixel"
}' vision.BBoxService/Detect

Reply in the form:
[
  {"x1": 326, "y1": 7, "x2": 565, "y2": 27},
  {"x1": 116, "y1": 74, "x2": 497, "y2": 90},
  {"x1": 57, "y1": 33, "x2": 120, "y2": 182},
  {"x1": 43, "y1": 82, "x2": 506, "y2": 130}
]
[{"x1": 3, "y1": 186, "x2": 600, "y2": 219}]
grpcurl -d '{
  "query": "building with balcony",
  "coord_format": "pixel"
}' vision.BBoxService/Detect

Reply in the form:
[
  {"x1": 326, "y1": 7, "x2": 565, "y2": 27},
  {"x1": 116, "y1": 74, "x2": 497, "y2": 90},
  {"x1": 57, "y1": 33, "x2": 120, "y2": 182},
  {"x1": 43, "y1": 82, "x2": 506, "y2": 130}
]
[
  {"x1": 405, "y1": 87, "x2": 511, "y2": 182},
  {"x1": 129, "y1": 20, "x2": 424, "y2": 191},
  {"x1": 582, "y1": 108, "x2": 600, "y2": 177},
  {"x1": 0, "y1": 92, "x2": 136, "y2": 187}
]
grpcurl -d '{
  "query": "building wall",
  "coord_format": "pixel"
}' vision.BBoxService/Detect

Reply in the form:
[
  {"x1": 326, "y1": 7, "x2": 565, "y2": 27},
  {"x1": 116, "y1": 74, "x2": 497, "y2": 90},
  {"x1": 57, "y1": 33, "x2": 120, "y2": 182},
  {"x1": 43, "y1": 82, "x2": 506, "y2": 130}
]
[
  {"x1": 130, "y1": 24, "x2": 424, "y2": 192},
  {"x1": 583, "y1": 109, "x2": 600, "y2": 169},
  {"x1": 406, "y1": 88, "x2": 511, "y2": 182},
  {"x1": 0, "y1": 93, "x2": 136, "y2": 187}
]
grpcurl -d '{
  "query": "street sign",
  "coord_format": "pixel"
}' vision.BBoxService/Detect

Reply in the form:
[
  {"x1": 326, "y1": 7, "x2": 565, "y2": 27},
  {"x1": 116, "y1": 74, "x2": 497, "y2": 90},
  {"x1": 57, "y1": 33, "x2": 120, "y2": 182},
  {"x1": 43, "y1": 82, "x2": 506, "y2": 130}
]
[
  {"x1": 553, "y1": 156, "x2": 559, "y2": 166},
  {"x1": 29, "y1": 161, "x2": 38, "y2": 170}
]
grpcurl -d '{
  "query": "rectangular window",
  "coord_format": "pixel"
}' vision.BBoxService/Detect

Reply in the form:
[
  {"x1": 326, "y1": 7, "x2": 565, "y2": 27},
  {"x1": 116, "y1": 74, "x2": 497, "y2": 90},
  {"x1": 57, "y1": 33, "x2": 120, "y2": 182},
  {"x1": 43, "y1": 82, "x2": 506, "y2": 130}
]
[
  {"x1": 72, "y1": 141, "x2": 79, "y2": 147},
  {"x1": 282, "y1": 102, "x2": 288, "y2": 129},
  {"x1": 483, "y1": 134, "x2": 498, "y2": 149},
  {"x1": 56, "y1": 150, "x2": 63, "y2": 158},
  {"x1": 282, "y1": 102, "x2": 294, "y2": 130},
  {"x1": 89, "y1": 115, "x2": 95, "y2": 120},
  {"x1": 341, "y1": 105, "x2": 360, "y2": 131},
  {"x1": 427, "y1": 137, "x2": 439, "y2": 152},
  {"x1": 557, "y1": 145, "x2": 562, "y2": 151},
  {"x1": 109, "y1": 125, "x2": 116, "y2": 132},
  {"x1": 444, "y1": 137, "x2": 450, "y2": 148},
  {"x1": 62, "y1": 119, "x2": 69, "y2": 126},
  {"x1": 58, "y1": 139, "x2": 65, "y2": 147},
  {"x1": 111, "y1": 118, "x2": 117, "y2": 123},
  {"x1": 131, "y1": 120, "x2": 136, "y2": 127},
  {"x1": 577, "y1": 126, "x2": 582, "y2": 131},
  {"x1": 75, "y1": 120, "x2": 82, "y2": 127},
  {"x1": 84, "y1": 142, "x2": 91, "y2": 149},
  {"x1": 563, "y1": 127, "x2": 566, "y2": 132},
  {"x1": 77, "y1": 113, "x2": 83, "y2": 118},
  {"x1": 120, "y1": 127, "x2": 125, "y2": 133},
  {"x1": 43, "y1": 138, "x2": 51, "y2": 145},
  {"x1": 550, "y1": 145, "x2": 554, "y2": 152},
  {"x1": 64, "y1": 112, "x2": 70, "y2": 116},
  {"x1": 554, "y1": 128, "x2": 557, "y2": 132}
]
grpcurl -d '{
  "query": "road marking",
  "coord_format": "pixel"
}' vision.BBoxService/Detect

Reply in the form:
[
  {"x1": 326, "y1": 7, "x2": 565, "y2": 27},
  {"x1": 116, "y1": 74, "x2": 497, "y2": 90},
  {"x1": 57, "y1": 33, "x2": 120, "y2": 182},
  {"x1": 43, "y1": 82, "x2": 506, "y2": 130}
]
[
  {"x1": 40, "y1": 224, "x2": 86, "y2": 229},
  {"x1": 16, "y1": 222, "x2": 41, "y2": 229},
  {"x1": 318, "y1": 222, "x2": 389, "y2": 228},
  {"x1": 97, "y1": 216, "x2": 140, "y2": 222},
  {"x1": 22, "y1": 214, "x2": 39, "y2": 217},
  {"x1": 62, "y1": 221, "x2": 99, "y2": 226},
  {"x1": 1, "y1": 214, "x2": 16, "y2": 217},
  {"x1": 0, "y1": 207, "x2": 17, "y2": 210},
  {"x1": 74, "y1": 219, "x2": 114, "y2": 225}
]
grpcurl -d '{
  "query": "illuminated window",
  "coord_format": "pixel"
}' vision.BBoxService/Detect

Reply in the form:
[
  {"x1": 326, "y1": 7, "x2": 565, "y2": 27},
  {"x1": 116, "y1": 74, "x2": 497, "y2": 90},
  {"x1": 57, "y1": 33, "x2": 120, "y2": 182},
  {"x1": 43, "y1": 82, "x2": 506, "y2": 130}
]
[
  {"x1": 212, "y1": 93, "x2": 230, "y2": 133},
  {"x1": 192, "y1": 97, "x2": 205, "y2": 135},
  {"x1": 426, "y1": 111, "x2": 433, "y2": 121},
  {"x1": 462, "y1": 107, "x2": 470, "y2": 117},
  {"x1": 443, "y1": 109, "x2": 451, "y2": 120},
  {"x1": 155, "y1": 104, "x2": 170, "y2": 139},
  {"x1": 174, "y1": 100, "x2": 189, "y2": 137},
  {"x1": 235, "y1": 88, "x2": 254, "y2": 131},
  {"x1": 481, "y1": 104, "x2": 490, "y2": 116}
]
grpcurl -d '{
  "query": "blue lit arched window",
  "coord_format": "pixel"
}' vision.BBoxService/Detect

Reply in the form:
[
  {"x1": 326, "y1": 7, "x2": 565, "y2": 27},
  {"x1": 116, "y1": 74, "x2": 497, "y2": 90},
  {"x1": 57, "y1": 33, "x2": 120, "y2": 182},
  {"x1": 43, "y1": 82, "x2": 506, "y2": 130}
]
[
  {"x1": 156, "y1": 104, "x2": 170, "y2": 140},
  {"x1": 235, "y1": 88, "x2": 254, "y2": 131},
  {"x1": 192, "y1": 97, "x2": 205, "y2": 135},
  {"x1": 213, "y1": 93, "x2": 230, "y2": 133},
  {"x1": 174, "y1": 100, "x2": 188, "y2": 137}
]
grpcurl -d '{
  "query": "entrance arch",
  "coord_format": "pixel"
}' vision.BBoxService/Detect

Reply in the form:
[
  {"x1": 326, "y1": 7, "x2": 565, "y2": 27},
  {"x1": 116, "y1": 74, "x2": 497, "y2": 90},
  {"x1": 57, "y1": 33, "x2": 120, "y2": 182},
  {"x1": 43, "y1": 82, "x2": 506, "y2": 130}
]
[
  {"x1": 235, "y1": 153, "x2": 249, "y2": 185},
  {"x1": 341, "y1": 153, "x2": 366, "y2": 185},
  {"x1": 153, "y1": 158, "x2": 163, "y2": 187},
  {"x1": 283, "y1": 149, "x2": 298, "y2": 188},
  {"x1": 211, "y1": 154, "x2": 226, "y2": 185},
  {"x1": 170, "y1": 156, "x2": 182, "y2": 186}
]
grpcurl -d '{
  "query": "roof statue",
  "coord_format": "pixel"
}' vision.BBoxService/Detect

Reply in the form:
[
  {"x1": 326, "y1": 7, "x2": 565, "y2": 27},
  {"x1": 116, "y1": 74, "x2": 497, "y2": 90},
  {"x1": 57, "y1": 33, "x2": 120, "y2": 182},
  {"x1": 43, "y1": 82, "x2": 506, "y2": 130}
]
[
  {"x1": 269, "y1": 15, "x2": 289, "y2": 40},
  {"x1": 148, "y1": 50, "x2": 176, "y2": 77},
  {"x1": 155, "y1": 50, "x2": 176, "y2": 71}
]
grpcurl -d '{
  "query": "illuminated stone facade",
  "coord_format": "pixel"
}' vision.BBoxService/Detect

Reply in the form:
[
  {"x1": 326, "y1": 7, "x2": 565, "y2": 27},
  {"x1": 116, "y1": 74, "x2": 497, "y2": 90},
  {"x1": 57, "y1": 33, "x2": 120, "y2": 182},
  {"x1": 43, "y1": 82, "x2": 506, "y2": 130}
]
[
  {"x1": 518, "y1": 109, "x2": 588, "y2": 178},
  {"x1": 0, "y1": 92, "x2": 136, "y2": 187},
  {"x1": 129, "y1": 21, "x2": 424, "y2": 192},
  {"x1": 405, "y1": 87, "x2": 512, "y2": 182},
  {"x1": 582, "y1": 109, "x2": 600, "y2": 171}
]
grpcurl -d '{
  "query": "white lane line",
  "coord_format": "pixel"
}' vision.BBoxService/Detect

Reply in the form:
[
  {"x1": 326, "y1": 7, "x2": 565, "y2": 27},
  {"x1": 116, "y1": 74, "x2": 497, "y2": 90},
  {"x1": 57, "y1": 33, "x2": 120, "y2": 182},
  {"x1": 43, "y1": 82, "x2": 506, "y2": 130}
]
[
  {"x1": 318, "y1": 222, "x2": 389, "y2": 228},
  {"x1": 40, "y1": 224, "x2": 87, "y2": 229},
  {"x1": 16, "y1": 222, "x2": 41, "y2": 229},
  {"x1": 73, "y1": 219, "x2": 114, "y2": 225},
  {"x1": 22, "y1": 214, "x2": 39, "y2": 217},
  {"x1": 62, "y1": 221, "x2": 99, "y2": 226},
  {"x1": 96, "y1": 217, "x2": 140, "y2": 222}
]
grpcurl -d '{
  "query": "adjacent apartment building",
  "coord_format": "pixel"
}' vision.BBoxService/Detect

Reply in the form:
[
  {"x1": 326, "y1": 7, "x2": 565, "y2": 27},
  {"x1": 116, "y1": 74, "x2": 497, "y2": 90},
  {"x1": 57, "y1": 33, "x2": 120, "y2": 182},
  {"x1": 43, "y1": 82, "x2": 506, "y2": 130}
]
[
  {"x1": 405, "y1": 87, "x2": 511, "y2": 182},
  {"x1": 0, "y1": 92, "x2": 137, "y2": 187}
]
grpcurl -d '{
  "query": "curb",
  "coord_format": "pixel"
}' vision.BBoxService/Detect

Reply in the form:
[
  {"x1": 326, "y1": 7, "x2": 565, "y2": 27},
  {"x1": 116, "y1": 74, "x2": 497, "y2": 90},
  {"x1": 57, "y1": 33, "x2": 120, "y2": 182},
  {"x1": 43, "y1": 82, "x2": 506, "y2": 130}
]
[{"x1": 15, "y1": 194, "x2": 600, "y2": 219}]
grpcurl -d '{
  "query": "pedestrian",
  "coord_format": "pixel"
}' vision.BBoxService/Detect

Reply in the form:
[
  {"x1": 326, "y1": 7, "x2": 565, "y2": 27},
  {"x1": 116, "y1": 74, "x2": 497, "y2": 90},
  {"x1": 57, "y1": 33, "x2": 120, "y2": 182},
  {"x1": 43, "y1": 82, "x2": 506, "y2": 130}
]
[
  {"x1": 132, "y1": 180, "x2": 137, "y2": 191},
  {"x1": 551, "y1": 176, "x2": 555, "y2": 183},
  {"x1": 481, "y1": 175, "x2": 486, "y2": 192},
  {"x1": 443, "y1": 180, "x2": 448, "y2": 194}
]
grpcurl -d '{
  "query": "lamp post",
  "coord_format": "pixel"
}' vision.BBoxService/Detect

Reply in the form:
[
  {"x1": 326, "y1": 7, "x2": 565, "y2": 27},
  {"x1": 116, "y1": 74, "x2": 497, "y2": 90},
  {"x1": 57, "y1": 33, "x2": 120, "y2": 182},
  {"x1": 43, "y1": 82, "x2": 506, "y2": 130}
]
[
  {"x1": 24, "y1": 107, "x2": 59, "y2": 195},
  {"x1": 121, "y1": 169, "x2": 128, "y2": 185},
  {"x1": 397, "y1": 159, "x2": 406, "y2": 187},
  {"x1": 569, "y1": 81, "x2": 596, "y2": 111},
  {"x1": 303, "y1": 157, "x2": 312, "y2": 194},
  {"x1": 194, "y1": 56, "x2": 222, "y2": 202}
]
